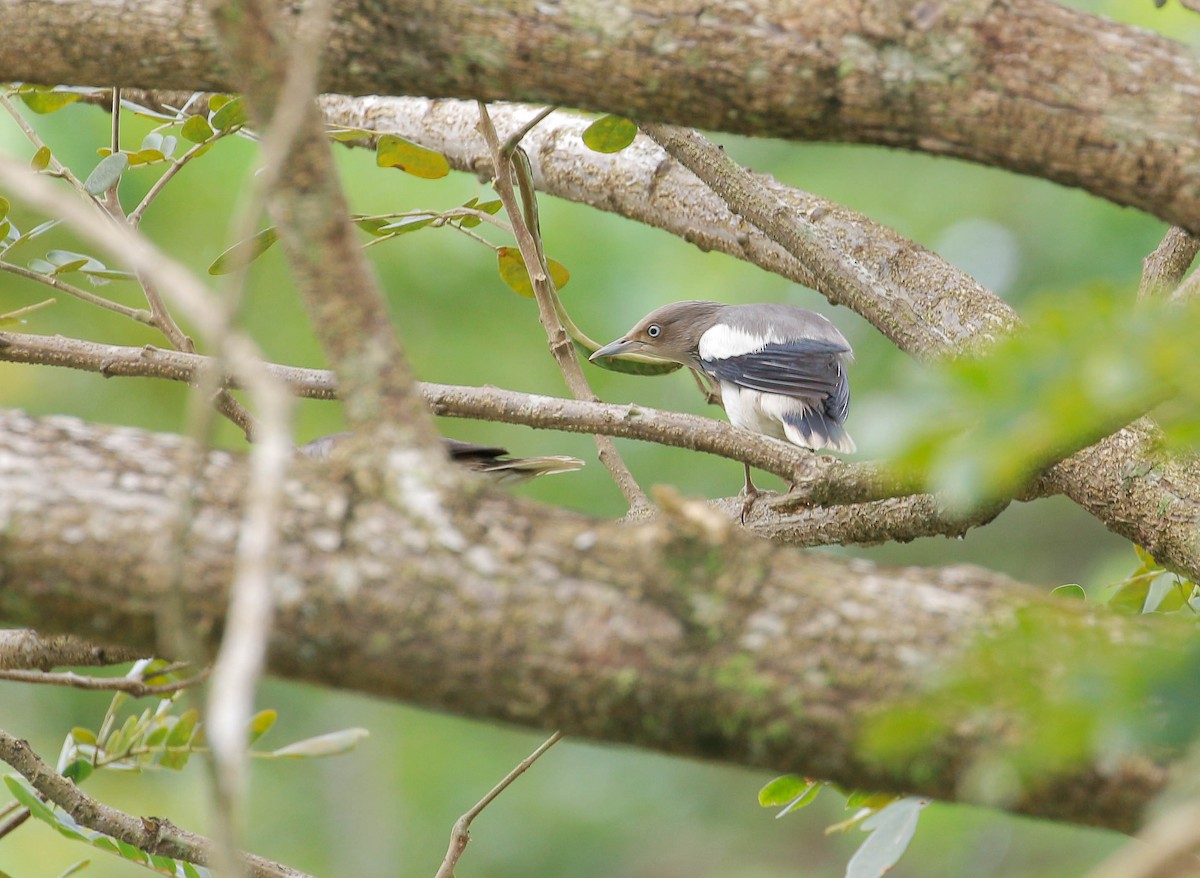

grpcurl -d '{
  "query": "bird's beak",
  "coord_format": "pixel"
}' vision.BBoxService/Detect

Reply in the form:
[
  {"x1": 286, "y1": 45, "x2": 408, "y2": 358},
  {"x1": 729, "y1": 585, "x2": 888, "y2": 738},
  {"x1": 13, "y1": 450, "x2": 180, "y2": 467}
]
[{"x1": 589, "y1": 337, "x2": 639, "y2": 361}]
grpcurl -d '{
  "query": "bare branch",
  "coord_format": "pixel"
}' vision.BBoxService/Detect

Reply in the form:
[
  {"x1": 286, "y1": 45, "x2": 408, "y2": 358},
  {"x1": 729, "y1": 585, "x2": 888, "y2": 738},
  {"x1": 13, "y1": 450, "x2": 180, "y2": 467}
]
[
  {"x1": 0, "y1": 666, "x2": 208, "y2": 696},
  {"x1": 1138, "y1": 227, "x2": 1200, "y2": 301},
  {"x1": 476, "y1": 102, "x2": 646, "y2": 509},
  {"x1": 434, "y1": 731, "x2": 563, "y2": 878}
]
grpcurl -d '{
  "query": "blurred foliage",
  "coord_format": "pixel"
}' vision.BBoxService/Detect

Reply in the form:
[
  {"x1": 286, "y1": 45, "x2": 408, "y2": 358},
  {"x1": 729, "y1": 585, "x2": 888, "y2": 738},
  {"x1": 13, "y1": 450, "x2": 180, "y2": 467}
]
[
  {"x1": 3, "y1": 2, "x2": 1200, "y2": 876},
  {"x1": 889, "y1": 285, "x2": 1200, "y2": 510}
]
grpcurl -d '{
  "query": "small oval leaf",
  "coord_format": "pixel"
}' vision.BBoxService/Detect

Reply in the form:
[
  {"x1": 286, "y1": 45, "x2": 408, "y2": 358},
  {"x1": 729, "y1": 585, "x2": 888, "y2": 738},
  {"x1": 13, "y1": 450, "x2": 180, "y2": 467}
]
[
  {"x1": 496, "y1": 247, "x2": 570, "y2": 297},
  {"x1": 20, "y1": 90, "x2": 82, "y2": 115},
  {"x1": 208, "y1": 227, "x2": 279, "y2": 275},
  {"x1": 582, "y1": 115, "x2": 638, "y2": 153},
  {"x1": 84, "y1": 153, "x2": 129, "y2": 195},
  {"x1": 376, "y1": 134, "x2": 450, "y2": 179},
  {"x1": 30, "y1": 147, "x2": 51, "y2": 171},
  {"x1": 269, "y1": 727, "x2": 369, "y2": 758},
  {"x1": 211, "y1": 97, "x2": 247, "y2": 131},
  {"x1": 181, "y1": 114, "x2": 214, "y2": 143}
]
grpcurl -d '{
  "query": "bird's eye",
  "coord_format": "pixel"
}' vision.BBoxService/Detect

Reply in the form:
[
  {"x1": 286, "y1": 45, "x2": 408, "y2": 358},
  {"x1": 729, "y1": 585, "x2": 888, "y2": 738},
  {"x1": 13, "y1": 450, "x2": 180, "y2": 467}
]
[{"x1": 647, "y1": 324, "x2": 662, "y2": 338}]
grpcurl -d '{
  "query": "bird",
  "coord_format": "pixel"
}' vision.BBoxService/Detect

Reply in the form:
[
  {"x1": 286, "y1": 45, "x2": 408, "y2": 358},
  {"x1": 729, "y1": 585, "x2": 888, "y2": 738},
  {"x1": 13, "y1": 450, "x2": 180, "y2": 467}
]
[
  {"x1": 298, "y1": 434, "x2": 584, "y2": 485},
  {"x1": 589, "y1": 300, "x2": 854, "y2": 496}
]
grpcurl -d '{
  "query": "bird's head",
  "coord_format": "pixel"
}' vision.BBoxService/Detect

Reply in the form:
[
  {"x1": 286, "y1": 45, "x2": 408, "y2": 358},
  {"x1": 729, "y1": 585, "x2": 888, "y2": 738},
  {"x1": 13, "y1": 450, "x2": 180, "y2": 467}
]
[{"x1": 589, "y1": 300, "x2": 724, "y2": 367}]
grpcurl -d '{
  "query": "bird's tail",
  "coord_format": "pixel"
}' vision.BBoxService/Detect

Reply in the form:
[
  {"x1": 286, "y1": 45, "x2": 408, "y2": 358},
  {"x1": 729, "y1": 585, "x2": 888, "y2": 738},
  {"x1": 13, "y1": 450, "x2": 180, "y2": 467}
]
[
  {"x1": 472, "y1": 455, "x2": 586, "y2": 485},
  {"x1": 782, "y1": 409, "x2": 856, "y2": 454}
]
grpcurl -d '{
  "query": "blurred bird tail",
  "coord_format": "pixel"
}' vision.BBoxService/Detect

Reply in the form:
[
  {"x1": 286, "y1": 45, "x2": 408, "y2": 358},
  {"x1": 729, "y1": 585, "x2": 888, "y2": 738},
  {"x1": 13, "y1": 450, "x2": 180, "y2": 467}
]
[
  {"x1": 475, "y1": 455, "x2": 586, "y2": 485},
  {"x1": 782, "y1": 409, "x2": 856, "y2": 454}
]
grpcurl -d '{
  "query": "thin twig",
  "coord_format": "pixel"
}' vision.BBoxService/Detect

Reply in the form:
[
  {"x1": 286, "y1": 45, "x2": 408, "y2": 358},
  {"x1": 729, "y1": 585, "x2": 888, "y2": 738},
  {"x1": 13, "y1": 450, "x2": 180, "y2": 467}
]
[
  {"x1": 0, "y1": 728, "x2": 312, "y2": 878},
  {"x1": 433, "y1": 731, "x2": 563, "y2": 878},
  {"x1": 0, "y1": 261, "x2": 154, "y2": 324},
  {"x1": 128, "y1": 129, "x2": 238, "y2": 228},
  {"x1": 477, "y1": 101, "x2": 648, "y2": 509},
  {"x1": 500, "y1": 105, "x2": 557, "y2": 156},
  {"x1": 0, "y1": 667, "x2": 209, "y2": 696},
  {"x1": 0, "y1": 94, "x2": 99, "y2": 204}
]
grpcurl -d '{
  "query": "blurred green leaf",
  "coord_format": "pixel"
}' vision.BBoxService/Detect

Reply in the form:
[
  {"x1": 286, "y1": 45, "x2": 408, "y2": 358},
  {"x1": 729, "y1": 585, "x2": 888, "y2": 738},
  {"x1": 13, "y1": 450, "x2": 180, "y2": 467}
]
[
  {"x1": 71, "y1": 727, "x2": 97, "y2": 746},
  {"x1": 1051, "y1": 584, "x2": 1086, "y2": 600},
  {"x1": 378, "y1": 216, "x2": 434, "y2": 235},
  {"x1": 181, "y1": 115, "x2": 214, "y2": 143},
  {"x1": 210, "y1": 96, "x2": 246, "y2": 131},
  {"x1": 141, "y1": 132, "x2": 164, "y2": 152},
  {"x1": 496, "y1": 246, "x2": 569, "y2": 297},
  {"x1": 581, "y1": 114, "x2": 637, "y2": 153},
  {"x1": 127, "y1": 149, "x2": 166, "y2": 167},
  {"x1": 83, "y1": 153, "x2": 128, "y2": 195},
  {"x1": 0, "y1": 196, "x2": 8, "y2": 222},
  {"x1": 4, "y1": 775, "x2": 57, "y2": 823},
  {"x1": 891, "y1": 287, "x2": 1200, "y2": 511},
  {"x1": 30, "y1": 146, "x2": 51, "y2": 170},
  {"x1": 248, "y1": 709, "x2": 277, "y2": 745},
  {"x1": 376, "y1": 134, "x2": 450, "y2": 179},
  {"x1": 56, "y1": 859, "x2": 90, "y2": 878},
  {"x1": 327, "y1": 126, "x2": 375, "y2": 142},
  {"x1": 0, "y1": 298, "x2": 55, "y2": 326},
  {"x1": 20, "y1": 90, "x2": 81, "y2": 114},
  {"x1": 758, "y1": 775, "x2": 822, "y2": 817},
  {"x1": 62, "y1": 759, "x2": 93, "y2": 784},
  {"x1": 208, "y1": 94, "x2": 233, "y2": 112},
  {"x1": 208, "y1": 227, "x2": 278, "y2": 275},
  {"x1": 268, "y1": 727, "x2": 369, "y2": 758},
  {"x1": 458, "y1": 199, "x2": 503, "y2": 228}
]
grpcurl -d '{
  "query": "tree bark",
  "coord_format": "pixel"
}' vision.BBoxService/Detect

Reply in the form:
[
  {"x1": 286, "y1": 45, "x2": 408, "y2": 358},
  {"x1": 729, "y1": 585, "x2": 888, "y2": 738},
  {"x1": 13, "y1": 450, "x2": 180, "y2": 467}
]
[
  {"x1": 0, "y1": 408, "x2": 1169, "y2": 832},
  {"x1": 4, "y1": 0, "x2": 1200, "y2": 229}
]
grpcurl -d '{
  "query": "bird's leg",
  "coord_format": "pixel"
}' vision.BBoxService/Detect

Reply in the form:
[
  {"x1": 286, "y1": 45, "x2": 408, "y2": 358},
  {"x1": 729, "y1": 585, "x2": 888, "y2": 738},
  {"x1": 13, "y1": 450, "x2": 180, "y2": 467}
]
[
  {"x1": 740, "y1": 462, "x2": 762, "y2": 523},
  {"x1": 689, "y1": 368, "x2": 723, "y2": 407}
]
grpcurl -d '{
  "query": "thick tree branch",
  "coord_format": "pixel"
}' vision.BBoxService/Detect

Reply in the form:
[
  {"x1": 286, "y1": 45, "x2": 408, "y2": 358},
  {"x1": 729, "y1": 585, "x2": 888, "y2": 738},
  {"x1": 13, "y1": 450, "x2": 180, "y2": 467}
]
[
  {"x1": 314, "y1": 97, "x2": 1200, "y2": 578},
  {"x1": 0, "y1": 631, "x2": 142, "y2": 671},
  {"x1": 4, "y1": 1, "x2": 1200, "y2": 230},
  {"x1": 0, "y1": 409, "x2": 1170, "y2": 832}
]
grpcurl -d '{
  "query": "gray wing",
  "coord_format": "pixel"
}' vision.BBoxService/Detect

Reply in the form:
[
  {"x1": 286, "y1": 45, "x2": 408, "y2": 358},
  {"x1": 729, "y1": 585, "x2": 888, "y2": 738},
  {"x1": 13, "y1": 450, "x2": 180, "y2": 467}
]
[{"x1": 701, "y1": 339, "x2": 849, "y2": 404}]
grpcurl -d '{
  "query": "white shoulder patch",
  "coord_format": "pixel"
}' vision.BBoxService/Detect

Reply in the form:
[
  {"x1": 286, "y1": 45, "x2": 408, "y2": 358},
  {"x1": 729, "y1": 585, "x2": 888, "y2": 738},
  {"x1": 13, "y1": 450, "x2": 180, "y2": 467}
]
[{"x1": 698, "y1": 324, "x2": 774, "y2": 360}]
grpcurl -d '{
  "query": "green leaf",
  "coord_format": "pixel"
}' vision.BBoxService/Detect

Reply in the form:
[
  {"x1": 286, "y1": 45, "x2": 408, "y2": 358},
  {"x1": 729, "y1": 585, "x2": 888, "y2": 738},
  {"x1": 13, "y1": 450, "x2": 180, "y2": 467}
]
[
  {"x1": 581, "y1": 114, "x2": 638, "y2": 153},
  {"x1": 208, "y1": 94, "x2": 233, "y2": 112},
  {"x1": 458, "y1": 199, "x2": 502, "y2": 228},
  {"x1": 28, "y1": 257, "x2": 55, "y2": 274},
  {"x1": 759, "y1": 775, "x2": 822, "y2": 817},
  {"x1": 20, "y1": 90, "x2": 81, "y2": 114},
  {"x1": 0, "y1": 298, "x2": 55, "y2": 326},
  {"x1": 351, "y1": 215, "x2": 394, "y2": 236},
  {"x1": 377, "y1": 216, "x2": 434, "y2": 235},
  {"x1": 0, "y1": 197, "x2": 8, "y2": 222},
  {"x1": 375, "y1": 134, "x2": 450, "y2": 179},
  {"x1": 181, "y1": 115, "x2": 214, "y2": 143},
  {"x1": 4, "y1": 775, "x2": 57, "y2": 824},
  {"x1": 1052, "y1": 584, "x2": 1086, "y2": 600},
  {"x1": 56, "y1": 859, "x2": 91, "y2": 878},
  {"x1": 83, "y1": 153, "x2": 129, "y2": 195},
  {"x1": 210, "y1": 97, "x2": 246, "y2": 131},
  {"x1": 127, "y1": 149, "x2": 166, "y2": 167},
  {"x1": 161, "y1": 135, "x2": 178, "y2": 158},
  {"x1": 71, "y1": 727, "x2": 97, "y2": 746},
  {"x1": 20, "y1": 218, "x2": 61, "y2": 242},
  {"x1": 208, "y1": 228, "x2": 278, "y2": 275},
  {"x1": 268, "y1": 727, "x2": 369, "y2": 758},
  {"x1": 62, "y1": 759, "x2": 93, "y2": 784},
  {"x1": 844, "y1": 797, "x2": 928, "y2": 878},
  {"x1": 327, "y1": 127, "x2": 375, "y2": 142},
  {"x1": 30, "y1": 146, "x2": 51, "y2": 171},
  {"x1": 165, "y1": 709, "x2": 199, "y2": 749},
  {"x1": 496, "y1": 246, "x2": 570, "y2": 297},
  {"x1": 758, "y1": 775, "x2": 809, "y2": 807},
  {"x1": 141, "y1": 132, "x2": 164, "y2": 152},
  {"x1": 247, "y1": 709, "x2": 277, "y2": 745},
  {"x1": 182, "y1": 861, "x2": 203, "y2": 878}
]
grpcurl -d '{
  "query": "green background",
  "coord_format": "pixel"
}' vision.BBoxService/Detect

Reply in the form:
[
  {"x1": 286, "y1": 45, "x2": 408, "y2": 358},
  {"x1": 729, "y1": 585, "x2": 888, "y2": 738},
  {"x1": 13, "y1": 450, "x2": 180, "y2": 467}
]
[{"x1": 1, "y1": 1, "x2": 1195, "y2": 875}]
